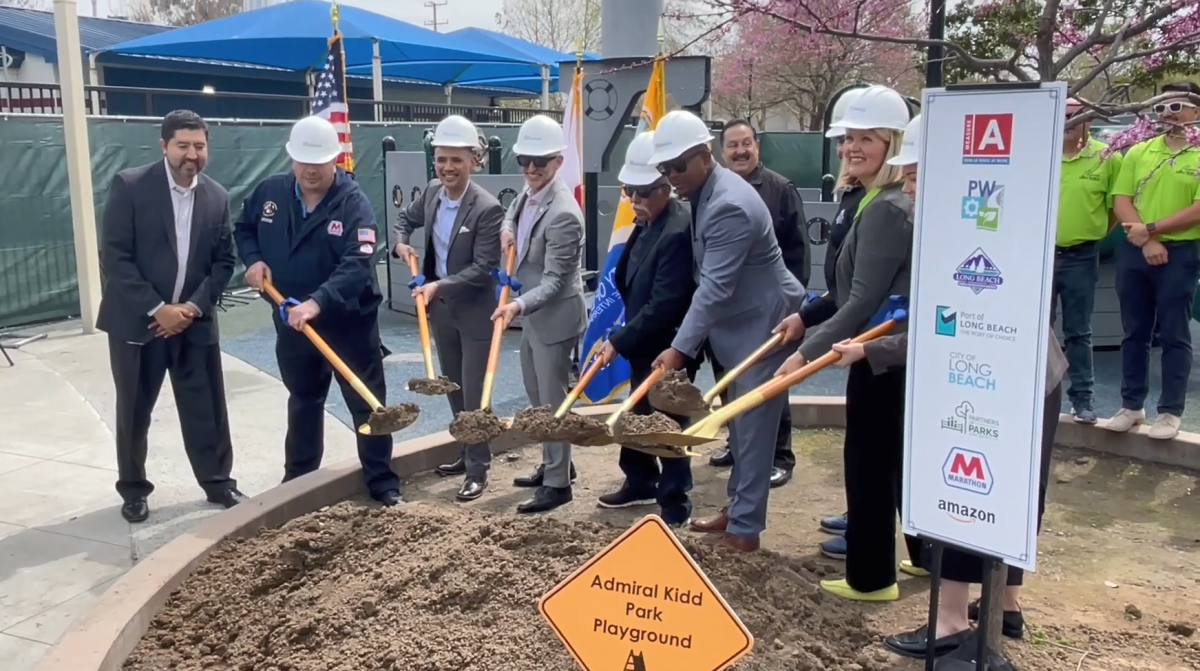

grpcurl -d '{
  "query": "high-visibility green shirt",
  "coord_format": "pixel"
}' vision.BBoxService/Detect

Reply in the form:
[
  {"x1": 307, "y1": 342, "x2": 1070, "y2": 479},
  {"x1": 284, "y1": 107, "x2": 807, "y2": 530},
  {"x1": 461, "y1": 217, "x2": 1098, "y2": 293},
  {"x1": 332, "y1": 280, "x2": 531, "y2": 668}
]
[
  {"x1": 1112, "y1": 136, "x2": 1200, "y2": 242},
  {"x1": 1057, "y1": 138, "x2": 1122, "y2": 247}
]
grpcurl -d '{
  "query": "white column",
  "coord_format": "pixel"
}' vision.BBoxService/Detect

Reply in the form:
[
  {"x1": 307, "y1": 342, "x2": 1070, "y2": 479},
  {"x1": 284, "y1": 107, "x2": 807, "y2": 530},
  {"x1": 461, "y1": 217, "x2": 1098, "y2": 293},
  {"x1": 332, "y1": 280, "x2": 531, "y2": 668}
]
[
  {"x1": 540, "y1": 64, "x2": 550, "y2": 109},
  {"x1": 54, "y1": 0, "x2": 101, "y2": 333},
  {"x1": 371, "y1": 39, "x2": 384, "y2": 122},
  {"x1": 87, "y1": 51, "x2": 100, "y2": 115}
]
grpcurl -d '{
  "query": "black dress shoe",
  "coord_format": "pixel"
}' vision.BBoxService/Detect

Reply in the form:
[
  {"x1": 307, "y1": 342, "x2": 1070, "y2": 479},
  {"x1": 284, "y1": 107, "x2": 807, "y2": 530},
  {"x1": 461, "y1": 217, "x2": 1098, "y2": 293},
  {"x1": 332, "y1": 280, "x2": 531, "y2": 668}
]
[
  {"x1": 516, "y1": 486, "x2": 572, "y2": 514},
  {"x1": 769, "y1": 467, "x2": 792, "y2": 488},
  {"x1": 121, "y1": 497, "x2": 149, "y2": 523},
  {"x1": 377, "y1": 489, "x2": 404, "y2": 506},
  {"x1": 206, "y1": 488, "x2": 246, "y2": 509},
  {"x1": 884, "y1": 625, "x2": 973, "y2": 658},
  {"x1": 513, "y1": 463, "x2": 577, "y2": 488},
  {"x1": 967, "y1": 600, "x2": 1025, "y2": 639},
  {"x1": 435, "y1": 458, "x2": 466, "y2": 477},
  {"x1": 708, "y1": 448, "x2": 734, "y2": 467},
  {"x1": 456, "y1": 477, "x2": 487, "y2": 501}
]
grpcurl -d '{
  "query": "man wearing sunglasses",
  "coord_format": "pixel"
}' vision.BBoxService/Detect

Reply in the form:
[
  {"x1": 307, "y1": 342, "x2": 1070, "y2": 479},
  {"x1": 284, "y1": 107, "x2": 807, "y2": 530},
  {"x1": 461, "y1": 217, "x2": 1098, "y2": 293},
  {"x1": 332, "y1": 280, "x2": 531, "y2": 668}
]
[
  {"x1": 594, "y1": 131, "x2": 698, "y2": 526},
  {"x1": 1107, "y1": 81, "x2": 1200, "y2": 441},
  {"x1": 495, "y1": 114, "x2": 588, "y2": 514},
  {"x1": 648, "y1": 110, "x2": 805, "y2": 552}
]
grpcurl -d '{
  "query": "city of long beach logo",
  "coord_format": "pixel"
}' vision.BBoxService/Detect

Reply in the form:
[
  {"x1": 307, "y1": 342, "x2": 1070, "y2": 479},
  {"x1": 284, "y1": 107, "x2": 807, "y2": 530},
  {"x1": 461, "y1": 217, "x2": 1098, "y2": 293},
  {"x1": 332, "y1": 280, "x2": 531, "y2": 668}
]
[{"x1": 953, "y1": 248, "x2": 1003, "y2": 294}]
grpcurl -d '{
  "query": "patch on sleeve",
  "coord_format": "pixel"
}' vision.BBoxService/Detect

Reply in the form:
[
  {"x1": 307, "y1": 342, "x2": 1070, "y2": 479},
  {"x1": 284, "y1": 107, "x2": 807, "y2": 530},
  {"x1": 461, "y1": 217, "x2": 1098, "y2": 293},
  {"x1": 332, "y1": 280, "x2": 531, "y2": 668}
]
[
  {"x1": 262, "y1": 201, "x2": 277, "y2": 217},
  {"x1": 327, "y1": 220, "x2": 344, "y2": 236},
  {"x1": 358, "y1": 243, "x2": 374, "y2": 255},
  {"x1": 357, "y1": 228, "x2": 376, "y2": 244}
]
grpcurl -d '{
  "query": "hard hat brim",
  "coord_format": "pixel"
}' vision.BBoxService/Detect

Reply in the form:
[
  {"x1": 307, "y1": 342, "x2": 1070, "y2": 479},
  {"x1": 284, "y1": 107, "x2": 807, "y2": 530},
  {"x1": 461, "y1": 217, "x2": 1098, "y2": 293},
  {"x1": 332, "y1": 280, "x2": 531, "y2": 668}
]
[
  {"x1": 618, "y1": 165, "x2": 662, "y2": 186},
  {"x1": 512, "y1": 142, "x2": 567, "y2": 157},
  {"x1": 825, "y1": 127, "x2": 847, "y2": 138},
  {"x1": 646, "y1": 136, "x2": 712, "y2": 166},
  {"x1": 887, "y1": 147, "x2": 919, "y2": 166},
  {"x1": 830, "y1": 120, "x2": 908, "y2": 132},
  {"x1": 431, "y1": 140, "x2": 477, "y2": 149},
  {"x1": 286, "y1": 141, "x2": 341, "y2": 165}
]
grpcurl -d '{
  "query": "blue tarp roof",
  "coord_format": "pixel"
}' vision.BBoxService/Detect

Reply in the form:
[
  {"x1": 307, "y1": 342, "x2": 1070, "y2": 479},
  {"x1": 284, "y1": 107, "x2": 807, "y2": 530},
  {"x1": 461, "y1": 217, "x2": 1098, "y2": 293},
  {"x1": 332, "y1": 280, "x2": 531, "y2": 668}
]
[
  {"x1": 0, "y1": 6, "x2": 169, "y2": 64},
  {"x1": 98, "y1": 0, "x2": 527, "y2": 77},
  {"x1": 347, "y1": 27, "x2": 597, "y2": 94}
]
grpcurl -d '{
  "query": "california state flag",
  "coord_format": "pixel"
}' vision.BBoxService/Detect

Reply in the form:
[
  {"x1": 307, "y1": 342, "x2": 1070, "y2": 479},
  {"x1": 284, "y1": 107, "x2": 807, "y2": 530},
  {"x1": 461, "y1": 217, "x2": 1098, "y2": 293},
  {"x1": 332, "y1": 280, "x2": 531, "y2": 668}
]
[{"x1": 560, "y1": 65, "x2": 584, "y2": 208}]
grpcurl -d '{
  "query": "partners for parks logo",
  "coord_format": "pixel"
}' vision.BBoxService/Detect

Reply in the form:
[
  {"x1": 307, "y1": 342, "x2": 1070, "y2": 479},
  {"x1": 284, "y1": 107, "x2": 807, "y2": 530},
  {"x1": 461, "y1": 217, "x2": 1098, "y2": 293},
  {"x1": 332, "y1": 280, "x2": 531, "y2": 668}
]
[
  {"x1": 942, "y1": 400, "x2": 1000, "y2": 440},
  {"x1": 962, "y1": 113, "x2": 1013, "y2": 165},
  {"x1": 953, "y1": 248, "x2": 1004, "y2": 294},
  {"x1": 962, "y1": 180, "x2": 1004, "y2": 231},
  {"x1": 947, "y1": 351, "x2": 995, "y2": 391},
  {"x1": 935, "y1": 306, "x2": 1018, "y2": 342}
]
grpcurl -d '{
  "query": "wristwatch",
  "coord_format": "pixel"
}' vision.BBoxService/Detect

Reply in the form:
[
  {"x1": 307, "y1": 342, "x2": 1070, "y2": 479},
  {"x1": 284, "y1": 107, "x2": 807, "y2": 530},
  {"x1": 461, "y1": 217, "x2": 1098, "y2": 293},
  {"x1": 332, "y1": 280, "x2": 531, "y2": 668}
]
[{"x1": 1145, "y1": 222, "x2": 1158, "y2": 235}]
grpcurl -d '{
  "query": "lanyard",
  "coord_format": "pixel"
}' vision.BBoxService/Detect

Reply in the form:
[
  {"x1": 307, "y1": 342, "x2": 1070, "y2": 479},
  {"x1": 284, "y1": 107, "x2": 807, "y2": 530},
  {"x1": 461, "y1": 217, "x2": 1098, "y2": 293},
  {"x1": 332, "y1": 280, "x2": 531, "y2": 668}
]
[{"x1": 854, "y1": 187, "x2": 882, "y2": 222}]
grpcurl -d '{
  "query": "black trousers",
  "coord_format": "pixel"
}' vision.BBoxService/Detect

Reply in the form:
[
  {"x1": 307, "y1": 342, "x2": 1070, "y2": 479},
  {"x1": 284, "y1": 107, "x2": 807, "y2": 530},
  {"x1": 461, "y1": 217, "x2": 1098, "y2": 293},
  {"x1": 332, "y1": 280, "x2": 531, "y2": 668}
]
[
  {"x1": 108, "y1": 335, "x2": 235, "y2": 500},
  {"x1": 843, "y1": 360, "x2": 925, "y2": 592},
  {"x1": 273, "y1": 314, "x2": 399, "y2": 496},
  {"x1": 619, "y1": 363, "x2": 694, "y2": 525},
  {"x1": 706, "y1": 346, "x2": 796, "y2": 470},
  {"x1": 941, "y1": 383, "x2": 1062, "y2": 586}
]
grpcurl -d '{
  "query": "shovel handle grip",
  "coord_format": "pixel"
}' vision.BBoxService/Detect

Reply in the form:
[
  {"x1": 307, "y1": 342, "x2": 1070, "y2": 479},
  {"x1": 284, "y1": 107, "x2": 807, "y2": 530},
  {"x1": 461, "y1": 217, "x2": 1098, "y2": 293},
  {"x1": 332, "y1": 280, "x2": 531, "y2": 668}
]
[
  {"x1": 606, "y1": 366, "x2": 664, "y2": 428},
  {"x1": 408, "y1": 255, "x2": 438, "y2": 380},
  {"x1": 261, "y1": 279, "x2": 383, "y2": 410},
  {"x1": 703, "y1": 332, "x2": 784, "y2": 404},
  {"x1": 481, "y1": 246, "x2": 517, "y2": 410},
  {"x1": 555, "y1": 351, "x2": 605, "y2": 418}
]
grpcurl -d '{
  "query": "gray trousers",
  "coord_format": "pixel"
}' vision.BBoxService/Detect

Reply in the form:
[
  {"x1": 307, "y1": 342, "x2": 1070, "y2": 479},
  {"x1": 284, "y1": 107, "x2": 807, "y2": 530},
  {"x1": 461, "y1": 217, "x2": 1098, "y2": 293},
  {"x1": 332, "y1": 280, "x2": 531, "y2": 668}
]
[
  {"x1": 431, "y1": 316, "x2": 492, "y2": 477},
  {"x1": 725, "y1": 347, "x2": 792, "y2": 539},
  {"x1": 519, "y1": 332, "x2": 576, "y2": 488}
]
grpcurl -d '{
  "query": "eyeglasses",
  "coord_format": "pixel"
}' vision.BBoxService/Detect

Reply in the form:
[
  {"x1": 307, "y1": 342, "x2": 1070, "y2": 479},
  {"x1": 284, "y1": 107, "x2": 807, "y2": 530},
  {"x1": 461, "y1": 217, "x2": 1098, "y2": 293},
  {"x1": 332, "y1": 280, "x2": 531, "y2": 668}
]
[
  {"x1": 623, "y1": 182, "x2": 665, "y2": 199},
  {"x1": 656, "y1": 147, "x2": 707, "y2": 176},
  {"x1": 1153, "y1": 101, "x2": 1197, "y2": 115},
  {"x1": 516, "y1": 155, "x2": 557, "y2": 168}
]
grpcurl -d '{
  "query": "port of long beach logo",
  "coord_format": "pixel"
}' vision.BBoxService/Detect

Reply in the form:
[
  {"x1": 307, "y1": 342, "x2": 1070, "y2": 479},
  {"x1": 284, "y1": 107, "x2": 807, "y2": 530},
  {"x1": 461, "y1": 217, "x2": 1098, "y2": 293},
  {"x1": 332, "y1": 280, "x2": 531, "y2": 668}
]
[{"x1": 953, "y1": 247, "x2": 1004, "y2": 294}]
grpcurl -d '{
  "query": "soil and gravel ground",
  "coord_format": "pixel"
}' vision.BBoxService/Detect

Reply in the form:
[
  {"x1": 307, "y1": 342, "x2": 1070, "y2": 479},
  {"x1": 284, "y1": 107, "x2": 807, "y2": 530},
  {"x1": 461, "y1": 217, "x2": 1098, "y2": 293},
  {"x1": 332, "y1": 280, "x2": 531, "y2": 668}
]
[{"x1": 124, "y1": 430, "x2": 1199, "y2": 671}]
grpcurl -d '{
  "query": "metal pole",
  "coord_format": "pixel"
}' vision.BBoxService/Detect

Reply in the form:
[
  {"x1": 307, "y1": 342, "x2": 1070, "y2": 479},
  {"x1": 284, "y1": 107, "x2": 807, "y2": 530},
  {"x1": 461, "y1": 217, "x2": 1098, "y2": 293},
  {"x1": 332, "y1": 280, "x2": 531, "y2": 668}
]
[
  {"x1": 926, "y1": 0, "x2": 946, "y2": 87},
  {"x1": 371, "y1": 39, "x2": 384, "y2": 122},
  {"x1": 540, "y1": 64, "x2": 550, "y2": 110},
  {"x1": 55, "y1": 0, "x2": 102, "y2": 333}
]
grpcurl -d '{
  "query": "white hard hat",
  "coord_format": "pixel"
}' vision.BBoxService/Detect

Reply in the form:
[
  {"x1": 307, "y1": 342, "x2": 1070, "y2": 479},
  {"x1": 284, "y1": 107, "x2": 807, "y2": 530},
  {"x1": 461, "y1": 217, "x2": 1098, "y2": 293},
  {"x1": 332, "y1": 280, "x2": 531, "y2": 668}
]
[
  {"x1": 286, "y1": 115, "x2": 342, "y2": 164},
  {"x1": 432, "y1": 115, "x2": 479, "y2": 148},
  {"x1": 825, "y1": 87, "x2": 870, "y2": 138},
  {"x1": 618, "y1": 131, "x2": 662, "y2": 186},
  {"x1": 830, "y1": 85, "x2": 911, "y2": 132},
  {"x1": 512, "y1": 114, "x2": 566, "y2": 156},
  {"x1": 647, "y1": 110, "x2": 714, "y2": 165},
  {"x1": 888, "y1": 114, "x2": 922, "y2": 166}
]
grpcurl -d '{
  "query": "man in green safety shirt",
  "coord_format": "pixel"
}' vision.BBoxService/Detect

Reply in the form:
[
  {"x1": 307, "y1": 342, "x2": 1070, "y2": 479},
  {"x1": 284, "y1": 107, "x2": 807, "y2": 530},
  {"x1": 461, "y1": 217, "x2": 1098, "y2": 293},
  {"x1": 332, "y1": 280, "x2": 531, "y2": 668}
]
[
  {"x1": 1054, "y1": 98, "x2": 1123, "y2": 426},
  {"x1": 1106, "y1": 81, "x2": 1200, "y2": 441}
]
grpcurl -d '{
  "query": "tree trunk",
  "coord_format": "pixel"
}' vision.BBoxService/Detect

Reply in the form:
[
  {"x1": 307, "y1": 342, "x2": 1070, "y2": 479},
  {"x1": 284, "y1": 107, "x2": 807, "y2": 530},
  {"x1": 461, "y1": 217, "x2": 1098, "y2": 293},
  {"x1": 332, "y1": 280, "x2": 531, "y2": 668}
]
[{"x1": 984, "y1": 562, "x2": 1008, "y2": 655}]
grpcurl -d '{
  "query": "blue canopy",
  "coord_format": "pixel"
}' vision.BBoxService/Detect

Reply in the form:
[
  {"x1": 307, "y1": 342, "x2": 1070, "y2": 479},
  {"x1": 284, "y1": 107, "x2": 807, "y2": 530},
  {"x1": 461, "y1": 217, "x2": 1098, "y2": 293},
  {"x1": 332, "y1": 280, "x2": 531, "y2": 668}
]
[
  {"x1": 98, "y1": 0, "x2": 525, "y2": 77},
  {"x1": 346, "y1": 27, "x2": 597, "y2": 94}
]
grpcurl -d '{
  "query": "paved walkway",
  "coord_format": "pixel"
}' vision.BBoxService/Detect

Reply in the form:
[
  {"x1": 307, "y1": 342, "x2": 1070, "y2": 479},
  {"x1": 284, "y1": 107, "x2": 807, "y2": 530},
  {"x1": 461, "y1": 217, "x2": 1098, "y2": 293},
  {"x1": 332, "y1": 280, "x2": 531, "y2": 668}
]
[{"x1": 0, "y1": 329, "x2": 359, "y2": 671}]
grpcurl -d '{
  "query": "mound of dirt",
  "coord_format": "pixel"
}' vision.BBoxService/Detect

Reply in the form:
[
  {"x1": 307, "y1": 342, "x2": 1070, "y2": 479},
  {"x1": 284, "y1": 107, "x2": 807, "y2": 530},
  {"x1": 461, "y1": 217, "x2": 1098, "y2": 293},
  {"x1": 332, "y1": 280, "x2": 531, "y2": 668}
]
[
  {"x1": 616, "y1": 411, "x2": 681, "y2": 436},
  {"x1": 407, "y1": 376, "x2": 460, "y2": 396},
  {"x1": 123, "y1": 503, "x2": 881, "y2": 671},
  {"x1": 512, "y1": 405, "x2": 608, "y2": 443},
  {"x1": 649, "y1": 369, "x2": 707, "y2": 416},
  {"x1": 448, "y1": 408, "x2": 506, "y2": 444},
  {"x1": 365, "y1": 403, "x2": 419, "y2": 434}
]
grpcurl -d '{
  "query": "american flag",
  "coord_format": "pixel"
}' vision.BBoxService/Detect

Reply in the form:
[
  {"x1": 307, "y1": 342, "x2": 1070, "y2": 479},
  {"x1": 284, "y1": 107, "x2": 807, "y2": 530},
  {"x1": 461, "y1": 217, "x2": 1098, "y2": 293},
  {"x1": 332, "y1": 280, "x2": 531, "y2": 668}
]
[{"x1": 312, "y1": 33, "x2": 354, "y2": 173}]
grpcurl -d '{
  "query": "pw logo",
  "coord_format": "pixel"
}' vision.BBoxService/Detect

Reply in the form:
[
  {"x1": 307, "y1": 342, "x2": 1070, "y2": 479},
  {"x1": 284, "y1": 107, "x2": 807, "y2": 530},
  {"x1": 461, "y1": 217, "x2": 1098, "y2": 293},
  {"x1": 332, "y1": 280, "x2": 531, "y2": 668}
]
[
  {"x1": 961, "y1": 180, "x2": 1004, "y2": 231},
  {"x1": 962, "y1": 114, "x2": 1013, "y2": 165},
  {"x1": 942, "y1": 447, "x2": 993, "y2": 495}
]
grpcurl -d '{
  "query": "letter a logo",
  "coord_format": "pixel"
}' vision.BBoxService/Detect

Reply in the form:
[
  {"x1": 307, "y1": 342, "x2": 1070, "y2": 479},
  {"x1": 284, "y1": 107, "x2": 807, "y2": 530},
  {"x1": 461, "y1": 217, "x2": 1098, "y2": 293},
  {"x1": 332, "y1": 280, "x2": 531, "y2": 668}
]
[
  {"x1": 979, "y1": 120, "x2": 1006, "y2": 151},
  {"x1": 962, "y1": 113, "x2": 1013, "y2": 165}
]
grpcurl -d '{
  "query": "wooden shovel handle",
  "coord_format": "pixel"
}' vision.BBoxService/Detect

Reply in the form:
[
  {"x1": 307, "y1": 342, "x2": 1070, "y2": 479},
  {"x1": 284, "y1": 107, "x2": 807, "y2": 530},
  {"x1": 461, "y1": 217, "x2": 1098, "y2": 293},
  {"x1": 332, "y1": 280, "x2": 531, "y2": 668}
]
[
  {"x1": 555, "y1": 352, "x2": 605, "y2": 418},
  {"x1": 703, "y1": 332, "x2": 784, "y2": 404},
  {"x1": 606, "y1": 366, "x2": 664, "y2": 428},
  {"x1": 480, "y1": 246, "x2": 517, "y2": 410},
  {"x1": 261, "y1": 279, "x2": 383, "y2": 410},
  {"x1": 407, "y1": 255, "x2": 437, "y2": 379}
]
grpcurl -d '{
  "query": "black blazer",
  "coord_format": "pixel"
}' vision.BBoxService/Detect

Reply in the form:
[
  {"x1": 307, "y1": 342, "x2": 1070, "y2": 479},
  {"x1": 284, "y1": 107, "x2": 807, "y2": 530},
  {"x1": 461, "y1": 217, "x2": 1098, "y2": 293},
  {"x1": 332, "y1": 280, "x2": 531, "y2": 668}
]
[
  {"x1": 608, "y1": 199, "x2": 696, "y2": 367},
  {"x1": 96, "y1": 161, "x2": 236, "y2": 345}
]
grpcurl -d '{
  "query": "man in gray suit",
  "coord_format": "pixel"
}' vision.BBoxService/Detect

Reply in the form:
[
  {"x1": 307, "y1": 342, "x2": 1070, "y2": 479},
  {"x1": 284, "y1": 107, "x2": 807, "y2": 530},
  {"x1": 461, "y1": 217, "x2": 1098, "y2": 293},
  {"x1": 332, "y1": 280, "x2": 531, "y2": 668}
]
[
  {"x1": 96, "y1": 110, "x2": 242, "y2": 524},
  {"x1": 649, "y1": 110, "x2": 804, "y2": 552},
  {"x1": 493, "y1": 114, "x2": 588, "y2": 514},
  {"x1": 392, "y1": 115, "x2": 502, "y2": 502}
]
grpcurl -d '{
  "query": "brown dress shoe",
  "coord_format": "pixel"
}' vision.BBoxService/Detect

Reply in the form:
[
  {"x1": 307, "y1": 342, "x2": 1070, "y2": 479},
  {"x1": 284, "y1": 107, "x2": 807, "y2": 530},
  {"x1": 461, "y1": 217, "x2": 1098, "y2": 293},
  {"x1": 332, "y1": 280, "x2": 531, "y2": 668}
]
[
  {"x1": 712, "y1": 533, "x2": 760, "y2": 553},
  {"x1": 689, "y1": 507, "x2": 729, "y2": 533}
]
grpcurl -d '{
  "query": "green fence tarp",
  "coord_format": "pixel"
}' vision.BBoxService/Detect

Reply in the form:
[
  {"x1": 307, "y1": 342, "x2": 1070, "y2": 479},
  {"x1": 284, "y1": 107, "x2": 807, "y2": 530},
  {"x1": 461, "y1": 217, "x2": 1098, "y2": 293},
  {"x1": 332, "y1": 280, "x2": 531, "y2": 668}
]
[{"x1": 0, "y1": 116, "x2": 827, "y2": 328}]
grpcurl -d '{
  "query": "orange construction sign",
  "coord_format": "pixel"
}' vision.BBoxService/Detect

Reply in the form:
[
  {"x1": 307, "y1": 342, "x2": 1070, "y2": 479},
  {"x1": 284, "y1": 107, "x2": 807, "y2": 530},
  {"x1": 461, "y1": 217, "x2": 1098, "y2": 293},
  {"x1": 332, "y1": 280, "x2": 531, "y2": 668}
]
[{"x1": 538, "y1": 515, "x2": 754, "y2": 671}]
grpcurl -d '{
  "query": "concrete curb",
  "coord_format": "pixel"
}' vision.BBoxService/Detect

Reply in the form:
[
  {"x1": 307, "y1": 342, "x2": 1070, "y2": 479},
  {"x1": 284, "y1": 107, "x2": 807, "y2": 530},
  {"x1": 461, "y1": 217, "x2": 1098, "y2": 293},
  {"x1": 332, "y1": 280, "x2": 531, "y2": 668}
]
[{"x1": 33, "y1": 397, "x2": 1198, "y2": 671}]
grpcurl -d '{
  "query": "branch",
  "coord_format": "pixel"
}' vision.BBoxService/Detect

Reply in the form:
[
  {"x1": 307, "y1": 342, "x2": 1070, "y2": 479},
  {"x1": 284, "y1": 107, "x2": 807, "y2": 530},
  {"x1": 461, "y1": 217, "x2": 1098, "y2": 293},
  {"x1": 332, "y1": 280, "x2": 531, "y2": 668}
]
[
  {"x1": 1066, "y1": 92, "x2": 1200, "y2": 129},
  {"x1": 1034, "y1": 0, "x2": 1065, "y2": 79},
  {"x1": 1069, "y1": 31, "x2": 1200, "y2": 97},
  {"x1": 1052, "y1": 2, "x2": 1188, "y2": 76}
]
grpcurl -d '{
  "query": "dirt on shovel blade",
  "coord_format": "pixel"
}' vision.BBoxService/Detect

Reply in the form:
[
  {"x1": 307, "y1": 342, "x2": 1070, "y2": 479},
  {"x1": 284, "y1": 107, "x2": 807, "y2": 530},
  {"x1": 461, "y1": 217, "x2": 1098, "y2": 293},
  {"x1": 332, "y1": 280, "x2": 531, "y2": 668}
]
[
  {"x1": 616, "y1": 412, "x2": 691, "y2": 458},
  {"x1": 449, "y1": 408, "x2": 506, "y2": 444},
  {"x1": 365, "y1": 403, "x2": 420, "y2": 434},
  {"x1": 407, "y1": 376, "x2": 460, "y2": 395},
  {"x1": 648, "y1": 368, "x2": 707, "y2": 416},
  {"x1": 511, "y1": 406, "x2": 606, "y2": 444}
]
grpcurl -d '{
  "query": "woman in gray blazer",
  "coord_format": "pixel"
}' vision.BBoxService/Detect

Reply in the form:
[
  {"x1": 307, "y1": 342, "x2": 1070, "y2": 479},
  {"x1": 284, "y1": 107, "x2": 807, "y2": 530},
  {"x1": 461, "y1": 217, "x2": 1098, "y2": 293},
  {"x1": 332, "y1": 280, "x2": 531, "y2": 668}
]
[
  {"x1": 773, "y1": 85, "x2": 922, "y2": 603},
  {"x1": 829, "y1": 117, "x2": 1067, "y2": 660}
]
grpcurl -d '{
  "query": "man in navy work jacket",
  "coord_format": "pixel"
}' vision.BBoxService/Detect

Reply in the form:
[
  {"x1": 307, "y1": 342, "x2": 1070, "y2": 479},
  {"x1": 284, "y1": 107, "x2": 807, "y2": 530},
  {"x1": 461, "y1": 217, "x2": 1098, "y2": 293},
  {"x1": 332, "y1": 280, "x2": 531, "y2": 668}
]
[{"x1": 234, "y1": 115, "x2": 402, "y2": 506}]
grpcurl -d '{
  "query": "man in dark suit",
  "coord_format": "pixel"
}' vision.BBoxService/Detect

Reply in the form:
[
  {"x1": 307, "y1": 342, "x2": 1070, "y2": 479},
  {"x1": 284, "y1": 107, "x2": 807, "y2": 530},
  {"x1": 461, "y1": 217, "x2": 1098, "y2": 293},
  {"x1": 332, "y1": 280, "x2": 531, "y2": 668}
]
[
  {"x1": 709, "y1": 118, "x2": 807, "y2": 486},
  {"x1": 96, "y1": 110, "x2": 242, "y2": 524},
  {"x1": 595, "y1": 131, "x2": 697, "y2": 527}
]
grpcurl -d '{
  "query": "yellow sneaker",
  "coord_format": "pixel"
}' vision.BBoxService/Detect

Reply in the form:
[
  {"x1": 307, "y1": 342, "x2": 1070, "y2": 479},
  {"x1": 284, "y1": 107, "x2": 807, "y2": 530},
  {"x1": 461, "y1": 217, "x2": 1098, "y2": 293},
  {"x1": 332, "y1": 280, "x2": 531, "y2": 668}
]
[
  {"x1": 819, "y1": 578, "x2": 899, "y2": 602},
  {"x1": 900, "y1": 560, "x2": 930, "y2": 578}
]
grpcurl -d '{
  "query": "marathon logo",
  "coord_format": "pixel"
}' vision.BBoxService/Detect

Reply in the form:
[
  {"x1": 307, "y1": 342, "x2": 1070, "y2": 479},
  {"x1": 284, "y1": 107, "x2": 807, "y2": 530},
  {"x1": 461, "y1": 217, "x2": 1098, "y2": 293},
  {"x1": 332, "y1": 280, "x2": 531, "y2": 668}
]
[{"x1": 327, "y1": 221, "x2": 343, "y2": 236}]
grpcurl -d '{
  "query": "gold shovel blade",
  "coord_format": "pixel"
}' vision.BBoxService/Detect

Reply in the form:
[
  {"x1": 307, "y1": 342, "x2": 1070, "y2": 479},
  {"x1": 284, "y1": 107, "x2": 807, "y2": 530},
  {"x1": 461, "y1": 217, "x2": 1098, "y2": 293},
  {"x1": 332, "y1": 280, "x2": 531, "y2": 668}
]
[{"x1": 620, "y1": 431, "x2": 715, "y2": 448}]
